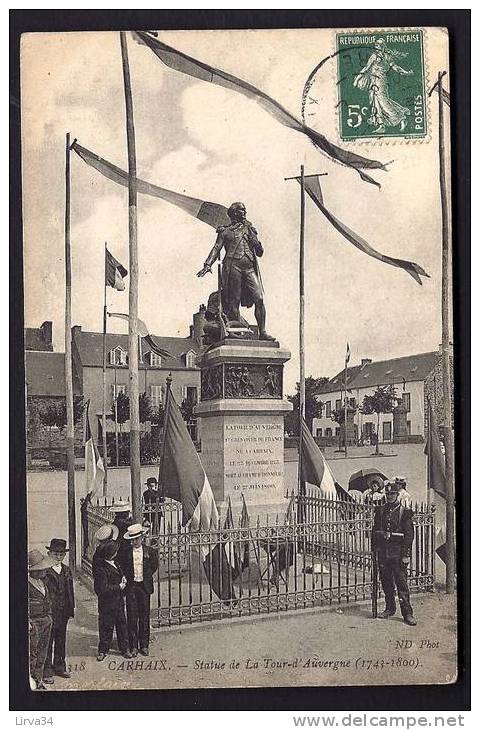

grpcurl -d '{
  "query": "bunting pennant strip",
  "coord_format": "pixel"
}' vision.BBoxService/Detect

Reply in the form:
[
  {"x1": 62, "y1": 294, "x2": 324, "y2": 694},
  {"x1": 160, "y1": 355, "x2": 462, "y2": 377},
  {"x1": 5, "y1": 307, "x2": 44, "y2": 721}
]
[
  {"x1": 133, "y1": 31, "x2": 388, "y2": 186},
  {"x1": 72, "y1": 141, "x2": 230, "y2": 230},
  {"x1": 108, "y1": 312, "x2": 174, "y2": 358},
  {"x1": 302, "y1": 177, "x2": 429, "y2": 285}
]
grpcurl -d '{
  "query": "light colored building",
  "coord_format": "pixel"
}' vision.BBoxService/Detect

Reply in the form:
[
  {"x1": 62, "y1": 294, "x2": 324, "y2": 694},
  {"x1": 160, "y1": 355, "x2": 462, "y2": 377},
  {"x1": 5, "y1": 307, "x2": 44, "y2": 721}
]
[
  {"x1": 312, "y1": 350, "x2": 452, "y2": 445},
  {"x1": 72, "y1": 305, "x2": 206, "y2": 444}
]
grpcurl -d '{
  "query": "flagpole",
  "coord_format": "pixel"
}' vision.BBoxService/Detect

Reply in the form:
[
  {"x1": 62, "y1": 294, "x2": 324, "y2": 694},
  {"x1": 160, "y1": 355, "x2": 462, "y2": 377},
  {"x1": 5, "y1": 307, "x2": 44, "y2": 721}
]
[
  {"x1": 64, "y1": 132, "x2": 76, "y2": 571},
  {"x1": 426, "y1": 398, "x2": 431, "y2": 508},
  {"x1": 102, "y1": 242, "x2": 108, "y2": 495},
  {"x1": 298, "y1": 164, "x2": 306, "y2": 494},
  {"x1": 437, "y1": 70, "x2": 455, "y2": 594},
  {"x1": 114, "y1": 364, "x2": 119, "y2": 466},
  {"x1": 120, "y1": 31, "x2": 142, "y2": 522},
  {"x1": 344, "y1": 346, "x2": 348, "y2": 458}
]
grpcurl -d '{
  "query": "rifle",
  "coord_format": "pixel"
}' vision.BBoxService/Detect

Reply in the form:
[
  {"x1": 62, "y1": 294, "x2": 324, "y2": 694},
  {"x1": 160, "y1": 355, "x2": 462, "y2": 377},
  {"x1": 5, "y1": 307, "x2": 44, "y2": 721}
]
[{"x1": 372, "y1": 548, "x2": 379, "y2": 618}]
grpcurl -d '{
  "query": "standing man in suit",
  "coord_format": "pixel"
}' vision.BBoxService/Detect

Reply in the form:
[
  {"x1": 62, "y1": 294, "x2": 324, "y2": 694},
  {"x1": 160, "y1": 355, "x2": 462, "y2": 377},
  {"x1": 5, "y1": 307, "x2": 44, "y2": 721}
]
[
  {"x1": 92, "y1": 540, "x2": 132, "y2": 661},
  {"x1": 121, "y1": 524, "x2": 159, "y2": 656},
  {"x1": 372, "y1": 480, "x2": 417, "y2": 625},
  {"x1": 43, "y1": 538, "x2": 75, "y2": 681}
]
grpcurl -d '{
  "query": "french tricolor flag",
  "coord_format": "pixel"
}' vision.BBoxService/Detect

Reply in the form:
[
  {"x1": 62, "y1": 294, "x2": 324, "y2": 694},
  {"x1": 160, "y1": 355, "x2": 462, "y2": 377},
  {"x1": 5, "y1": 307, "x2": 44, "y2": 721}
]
[{"x1": 160, "y1": 388, "x2": 236, "y2": 603}]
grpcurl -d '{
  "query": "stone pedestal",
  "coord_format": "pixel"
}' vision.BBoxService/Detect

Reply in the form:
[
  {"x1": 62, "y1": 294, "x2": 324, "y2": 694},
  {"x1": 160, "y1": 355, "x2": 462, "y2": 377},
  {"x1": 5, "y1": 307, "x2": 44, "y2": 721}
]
[
  {"x1": 194, "y1": 340, "x2": 292, "y2": 514},
  {"x1": 393, "y1": 403, "x2": 409, "y2": 444}
]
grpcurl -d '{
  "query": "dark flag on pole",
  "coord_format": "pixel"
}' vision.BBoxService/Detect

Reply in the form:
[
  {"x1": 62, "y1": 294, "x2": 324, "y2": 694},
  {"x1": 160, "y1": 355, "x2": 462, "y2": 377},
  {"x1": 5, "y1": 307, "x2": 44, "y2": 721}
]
[
  {"x1": 345, "y1": 342, "x2": 351, "y2": 366},
  {"x1": 424, "y1": 399, "x2": 447, "y2": 500},
  {"x1": 300, "y1": 176, "x2": 429, "y2": 285},
  {"x1": 132, "y1": 31, "x2": 389, "y2": 187},
  {"x1": 72, "y1": 141, "x2": 230, "y2": 230},
  {"x1": 105, "y1": 248, "x2": 128, "y2": 291}
]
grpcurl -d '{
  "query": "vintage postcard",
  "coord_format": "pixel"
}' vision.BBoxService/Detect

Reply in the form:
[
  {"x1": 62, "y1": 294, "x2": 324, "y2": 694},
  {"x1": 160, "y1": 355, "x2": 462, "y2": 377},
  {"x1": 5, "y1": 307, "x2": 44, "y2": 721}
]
[{"x1": 21, "y1": 26, "x2": 456, "y2": 692}]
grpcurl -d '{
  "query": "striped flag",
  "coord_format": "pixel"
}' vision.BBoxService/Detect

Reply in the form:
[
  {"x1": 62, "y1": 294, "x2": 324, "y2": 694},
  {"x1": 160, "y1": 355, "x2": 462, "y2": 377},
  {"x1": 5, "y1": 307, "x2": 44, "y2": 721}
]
[
  {"x1": 301, "y1": 419, "x2": 351, "y2": 500},
  {"x1": 105, "y1": 248, "x2": 128, "y2": 291},
  {"x1": 108, "y1": 312, "x2": 173, "y2": 358},
  {"x1": 73, "y1": 141, "x2": 229, "y2": 230},
  {"x1": 160, "y1": 388, "x2": 235, "y2": 603},
  {"x1": 345, "y1": 342, "x2": 351, "y2": 366},
  {"x1": 301, "y1": 176, "x2": 429, "y2": 285},
  {"x1": 132, "y1": 31, "x2": 389, "y2": 187},
  {"x1": 84, "y1": 401, "x2": 105, "y2": 497}
]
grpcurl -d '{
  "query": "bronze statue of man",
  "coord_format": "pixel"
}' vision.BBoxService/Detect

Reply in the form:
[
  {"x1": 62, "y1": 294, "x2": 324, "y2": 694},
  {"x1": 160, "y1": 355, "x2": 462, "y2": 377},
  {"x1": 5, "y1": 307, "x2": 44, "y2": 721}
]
[{"x1": 197, "y1": 202, "x2": 274, "y2": 341}]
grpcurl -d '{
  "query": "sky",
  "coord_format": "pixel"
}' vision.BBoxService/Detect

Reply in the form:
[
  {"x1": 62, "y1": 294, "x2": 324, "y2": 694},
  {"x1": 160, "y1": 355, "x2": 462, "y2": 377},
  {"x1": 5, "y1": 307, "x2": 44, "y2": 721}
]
[{"x1": 21, "y1": 28, "x2": 451, "y2": 394}]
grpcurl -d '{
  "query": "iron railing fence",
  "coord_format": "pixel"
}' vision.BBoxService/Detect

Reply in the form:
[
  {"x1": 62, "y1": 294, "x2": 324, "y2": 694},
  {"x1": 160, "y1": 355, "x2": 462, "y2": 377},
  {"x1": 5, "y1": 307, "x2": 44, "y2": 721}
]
[{"x1": 80, "y1": 493, "x2": 435, "y2": 625}]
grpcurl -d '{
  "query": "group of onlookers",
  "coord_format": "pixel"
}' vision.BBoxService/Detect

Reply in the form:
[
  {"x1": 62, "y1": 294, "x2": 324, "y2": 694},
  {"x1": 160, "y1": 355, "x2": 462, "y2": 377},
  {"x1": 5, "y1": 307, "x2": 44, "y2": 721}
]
[
  {"x1": 28, "y1": 477, "x2": 163, "y2": 689},
  {"x1": 92, "y1": 498, "x2": 158, "y2": 662}
]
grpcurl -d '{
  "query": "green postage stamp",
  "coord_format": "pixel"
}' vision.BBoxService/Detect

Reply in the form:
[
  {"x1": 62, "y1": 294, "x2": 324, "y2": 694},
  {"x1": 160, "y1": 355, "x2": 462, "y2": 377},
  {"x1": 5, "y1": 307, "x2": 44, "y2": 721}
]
[{"x1": 336, "y1": 29, "x2": 427, "y2": 141}]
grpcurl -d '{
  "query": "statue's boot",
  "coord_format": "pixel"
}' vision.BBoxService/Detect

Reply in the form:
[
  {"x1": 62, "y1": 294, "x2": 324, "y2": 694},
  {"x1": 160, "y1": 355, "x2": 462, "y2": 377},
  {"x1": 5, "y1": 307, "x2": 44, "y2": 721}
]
[{"x1": 255, "y1": 301, "x2": 275, "y2": 342}]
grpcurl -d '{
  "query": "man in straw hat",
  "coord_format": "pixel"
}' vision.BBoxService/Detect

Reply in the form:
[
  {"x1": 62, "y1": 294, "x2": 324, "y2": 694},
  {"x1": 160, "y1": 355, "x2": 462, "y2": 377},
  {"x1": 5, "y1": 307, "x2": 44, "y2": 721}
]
[
  {"x1": 92, "y1": 523, "x2": 119, "y2": 569},
  {"x1": 111, "y1": 499, "x2": 132, "y2": 565},
  {"x1": 28, "y1": 549, "x2": 55, "y2": 689},
  {"x1": 121, "y1": 524, "x2": 158, "y2": 657},
  {"x1": 43, "y1": 538, "x2": 75, "y2": 681},
  {"x1": 92, "y1": 539, "x2": 131, "y2": 661}
]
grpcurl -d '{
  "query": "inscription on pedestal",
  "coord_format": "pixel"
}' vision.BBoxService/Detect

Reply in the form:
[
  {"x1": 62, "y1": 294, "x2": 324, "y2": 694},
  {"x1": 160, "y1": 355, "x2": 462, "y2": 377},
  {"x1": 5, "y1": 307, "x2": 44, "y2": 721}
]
[{"x1": 201, "y1": 415, "x2": 286, "y2": 505}]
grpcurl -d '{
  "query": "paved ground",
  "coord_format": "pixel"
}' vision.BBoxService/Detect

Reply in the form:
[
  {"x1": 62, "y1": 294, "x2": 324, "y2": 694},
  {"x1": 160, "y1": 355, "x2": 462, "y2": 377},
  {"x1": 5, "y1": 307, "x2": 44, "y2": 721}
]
[{"x1": 42, "y1": 579, "x2": 456, "y2": 692}]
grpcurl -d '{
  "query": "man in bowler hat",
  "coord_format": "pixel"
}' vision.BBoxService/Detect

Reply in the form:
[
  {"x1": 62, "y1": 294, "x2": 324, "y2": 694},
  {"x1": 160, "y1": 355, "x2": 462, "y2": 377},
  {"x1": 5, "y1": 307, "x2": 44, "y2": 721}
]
[
  {"x1": 93, "y1": 539, "x2": 131, "y2": 661},
  {"x1": 372, "y1": 480, "x2": 417, "y2": 625},
  {"x1": 43, "y1": 539, "x2": 75, "y2": 680},
  {"x1": 121, "y1": 524, "x2": 159, "y2": 656}
]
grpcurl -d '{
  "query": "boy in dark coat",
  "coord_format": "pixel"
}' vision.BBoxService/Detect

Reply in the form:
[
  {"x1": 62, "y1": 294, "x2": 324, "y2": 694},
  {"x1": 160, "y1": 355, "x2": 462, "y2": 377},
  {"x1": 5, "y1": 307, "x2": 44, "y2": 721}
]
[
  {"x1": 121, "y1": 524, "x2": 158, "y2": 656},
  {"x1": 92, "y1": 540, "x2": 132, "y2": 661},
  {"x1": 372, "y1": 480, "x2": 416, "y2": 625},
  {"x1": 28, "y1": 550, "x2": 55, "y2": 689},
  {"x1": 43, "y1": 539, "x2": 75, "y2": 680}
]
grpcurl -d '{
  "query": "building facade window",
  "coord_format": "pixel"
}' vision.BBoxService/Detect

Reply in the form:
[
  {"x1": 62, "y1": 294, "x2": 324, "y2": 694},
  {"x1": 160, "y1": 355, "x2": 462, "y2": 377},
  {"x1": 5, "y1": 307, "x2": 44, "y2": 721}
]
[
  {"x1": 325, "y1": 401, "x2": 331, "y2": 417},
  {"x1": 383, "y1": 421, "x2": 392, "y2": 442},
  {"x1": 402, "y1": 392, "x2": 411, "y2": 412},
  {"x1": 150, "y1": 384, "x2": 163, "y2": 408},
  {"x1": 316, "y1": 428, "x2": 322, "y2": 438},
  {"x1": 149, "y1": 352, "x2": 162, "y2": 368},
  {"x1": 325, "y1": 427, "x2": 332, "y2": 437},
  {"x1": 185, "y1": 351, "x2": 196, "y2": 368},
  {"x1": 109, "y1": 347, "x2": 127, "y2": 366},
  {"x1": 335, "y1": 399, "x2": 341, "y2": 411}
]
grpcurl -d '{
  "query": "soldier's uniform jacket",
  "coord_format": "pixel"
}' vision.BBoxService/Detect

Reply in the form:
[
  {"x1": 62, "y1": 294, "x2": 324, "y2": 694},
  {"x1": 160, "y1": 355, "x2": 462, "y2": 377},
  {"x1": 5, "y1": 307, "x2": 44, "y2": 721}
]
[
  {"x1": 204, "y1": 221, "x2": 264, "y2": 308},
  {"x1": 372, "y1": 502, "x2": 414, "y2": 559}
]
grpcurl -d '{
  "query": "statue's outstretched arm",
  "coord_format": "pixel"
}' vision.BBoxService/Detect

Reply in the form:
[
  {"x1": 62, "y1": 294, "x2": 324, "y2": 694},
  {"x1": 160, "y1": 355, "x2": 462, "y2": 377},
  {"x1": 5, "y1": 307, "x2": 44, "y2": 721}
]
[{"x1": 198, "y1": 230, "x2": 224, "y2": 276}]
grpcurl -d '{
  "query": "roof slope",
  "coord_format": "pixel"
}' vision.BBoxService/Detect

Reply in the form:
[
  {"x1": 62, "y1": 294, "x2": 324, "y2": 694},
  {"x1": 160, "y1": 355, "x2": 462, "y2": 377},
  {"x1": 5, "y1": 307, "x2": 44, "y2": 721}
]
[
  {"x1": 25, "y1": 328, "x2": 53, "y2": 352},
  {"x1": 25, "y1": 351, "x2": 80, "y2": 397},
  {"x1": 319, "y1": 351, "x2": 439, "y2": 395},
  {"x1": 73, "y1": 330, "x2": 199, "y2": 369}
]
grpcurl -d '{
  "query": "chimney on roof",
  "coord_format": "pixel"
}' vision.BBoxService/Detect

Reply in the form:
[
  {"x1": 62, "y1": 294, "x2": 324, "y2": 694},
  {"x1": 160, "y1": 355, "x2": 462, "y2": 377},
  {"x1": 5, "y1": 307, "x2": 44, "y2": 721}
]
[
  {"x1": 361, "y1": 358, "x2": 372, "y2": 368},
  {"x1": 72, "y1": 325, "x2": 82, "y2": 338},
  {"x1": 438, "y1": 342, "x2": 453, "y2": 356},
  {"x1": 40, "y1": 321, "x2": 53, "y2": 347},
  {"x1": 191, "y1": 304, "x2": 206, "y2": 347}
]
